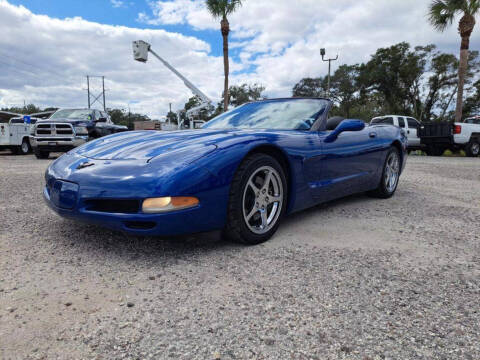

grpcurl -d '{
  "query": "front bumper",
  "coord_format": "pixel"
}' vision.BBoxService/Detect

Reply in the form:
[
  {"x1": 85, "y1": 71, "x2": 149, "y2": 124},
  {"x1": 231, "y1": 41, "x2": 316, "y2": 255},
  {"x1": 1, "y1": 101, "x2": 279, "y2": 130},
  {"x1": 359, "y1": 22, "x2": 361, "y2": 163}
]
[
  {"x1": 30, "y1": 135, "x2": 88, "y2": 150},
  {"x1": 42, "y1": 178, "x2": 226, "y2": 236}
]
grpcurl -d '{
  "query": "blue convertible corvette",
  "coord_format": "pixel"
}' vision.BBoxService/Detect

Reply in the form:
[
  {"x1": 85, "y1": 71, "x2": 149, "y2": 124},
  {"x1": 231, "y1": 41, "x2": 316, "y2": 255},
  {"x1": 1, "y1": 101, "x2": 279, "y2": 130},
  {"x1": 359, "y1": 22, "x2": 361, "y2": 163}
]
[{"x1": 44, "y1": 98, "x2": 407, "y2": 244}]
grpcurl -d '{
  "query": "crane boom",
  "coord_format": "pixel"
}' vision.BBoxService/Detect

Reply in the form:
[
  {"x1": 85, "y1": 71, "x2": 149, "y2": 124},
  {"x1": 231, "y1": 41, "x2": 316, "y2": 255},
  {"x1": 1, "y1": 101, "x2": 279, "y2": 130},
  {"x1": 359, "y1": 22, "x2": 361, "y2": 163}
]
[
  {"x1": 148, "y1": 48, "x2": 211, "y2": 104},
  {"x1": 133, "y1": 40, "x2": 212, "y2": 129}
]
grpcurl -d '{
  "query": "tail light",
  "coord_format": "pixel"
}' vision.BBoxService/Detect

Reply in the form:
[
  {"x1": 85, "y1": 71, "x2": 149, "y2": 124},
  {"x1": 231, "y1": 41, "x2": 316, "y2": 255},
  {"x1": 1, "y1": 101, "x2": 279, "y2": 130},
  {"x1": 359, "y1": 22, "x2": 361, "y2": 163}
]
[{"x1": 453, "y1": 124, "x2": 462, "y2": 134}]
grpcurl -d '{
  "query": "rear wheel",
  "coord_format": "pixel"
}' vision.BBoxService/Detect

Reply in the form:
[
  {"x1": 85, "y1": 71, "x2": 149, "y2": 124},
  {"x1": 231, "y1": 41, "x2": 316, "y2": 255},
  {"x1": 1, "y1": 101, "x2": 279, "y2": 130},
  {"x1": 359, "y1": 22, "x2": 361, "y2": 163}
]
[
  {"x1": 465, "y1": 140, "x2": 479, "y2": 157},
  {"x1": 223, "y1": 153, "x2": 287, "y2": 245},
  {"x1": 34, "y1": 148, "x2": 50, "y2": 159},
  {"x1": 368, "y1": 147, "x2": 401, "y2": 199}
]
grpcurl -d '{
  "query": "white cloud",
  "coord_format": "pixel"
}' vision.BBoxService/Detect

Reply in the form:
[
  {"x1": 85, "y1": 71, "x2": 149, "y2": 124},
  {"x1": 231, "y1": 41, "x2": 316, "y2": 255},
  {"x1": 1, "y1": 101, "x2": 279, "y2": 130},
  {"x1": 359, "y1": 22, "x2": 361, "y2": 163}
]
[
  {"x1": 137, "y1": 0, "x2": 215, "y2": 29},
  {"x1": 142, "y1": 0, "x2": 480, "y2": 97},
  {"x1": 0, "y1": 0, "x2": 232, "y2": 118},
  {"x1": 1, "y1": 0, "x2": 480, "y2": 118},
  {"x1": 110, "y1": 0, "x2": 125, "y2": 8}
]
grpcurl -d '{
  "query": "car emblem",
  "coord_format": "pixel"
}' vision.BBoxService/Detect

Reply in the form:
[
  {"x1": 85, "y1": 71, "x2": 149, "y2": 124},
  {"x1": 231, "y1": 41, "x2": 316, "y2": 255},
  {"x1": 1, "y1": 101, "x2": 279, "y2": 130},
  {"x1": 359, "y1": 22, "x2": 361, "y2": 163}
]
[{"x1": 76, "y1": 162, "x2": 95, "y2": 170}]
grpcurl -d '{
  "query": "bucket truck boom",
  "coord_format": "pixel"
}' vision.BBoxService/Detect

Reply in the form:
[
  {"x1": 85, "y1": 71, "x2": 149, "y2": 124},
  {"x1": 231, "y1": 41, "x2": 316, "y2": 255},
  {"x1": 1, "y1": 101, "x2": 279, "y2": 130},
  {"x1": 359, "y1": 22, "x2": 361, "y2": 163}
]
[{"x1": 133, "y1": 40, "x2": 212, "y2": 129}]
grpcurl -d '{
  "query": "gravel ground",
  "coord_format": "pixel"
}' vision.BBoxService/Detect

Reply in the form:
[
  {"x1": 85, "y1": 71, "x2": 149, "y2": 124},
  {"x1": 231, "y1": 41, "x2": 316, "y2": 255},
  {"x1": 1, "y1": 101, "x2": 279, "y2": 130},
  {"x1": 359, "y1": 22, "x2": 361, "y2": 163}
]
[{"x1": 0, "y1": 152, "x2": 479, "y2": 360}]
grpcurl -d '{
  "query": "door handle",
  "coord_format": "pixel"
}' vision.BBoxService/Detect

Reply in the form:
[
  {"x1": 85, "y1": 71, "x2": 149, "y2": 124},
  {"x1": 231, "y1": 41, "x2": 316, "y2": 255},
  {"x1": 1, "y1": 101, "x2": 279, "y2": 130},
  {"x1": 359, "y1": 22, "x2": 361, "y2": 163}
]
[
  {"x1": 407, "y1": 130, "x2": 410, "y2": 134},
  {"x1": 369, "y1": 132, "x2": 377, "y2": 138}
]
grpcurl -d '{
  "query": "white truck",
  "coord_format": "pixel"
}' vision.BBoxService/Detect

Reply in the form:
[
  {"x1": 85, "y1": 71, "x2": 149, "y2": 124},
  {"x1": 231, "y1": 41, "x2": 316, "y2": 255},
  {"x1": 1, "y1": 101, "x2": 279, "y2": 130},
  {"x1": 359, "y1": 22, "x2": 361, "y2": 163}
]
[
  {"x1": 0, "y1": 116, "x2": 37, "y2": 154},
  {"x1": 370, "y1": 115, "x2": 421, "y2": 151},
  {"x1": 418, "y1": 116, "x2": 480, "y2": 157}
]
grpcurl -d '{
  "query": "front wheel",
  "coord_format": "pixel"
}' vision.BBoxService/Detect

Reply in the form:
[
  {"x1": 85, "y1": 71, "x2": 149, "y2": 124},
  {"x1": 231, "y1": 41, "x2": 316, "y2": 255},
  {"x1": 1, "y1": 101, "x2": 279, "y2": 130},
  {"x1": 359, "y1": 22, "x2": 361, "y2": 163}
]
[
  {"x1": 465, "y1": 140, "x2": 479, "y2": 157},
  {"x1": 34, "y1": 148, "x2": 50, "y2": 159},
  {"x1": 19, "y1": 138, "x2": 31, "y2": 154},
  {"x1": 368, "y1": 147, "x2": 401, "y2": 199},
  {"x1": 223, "y1": 153, "x2": 287, "y2": 245}
]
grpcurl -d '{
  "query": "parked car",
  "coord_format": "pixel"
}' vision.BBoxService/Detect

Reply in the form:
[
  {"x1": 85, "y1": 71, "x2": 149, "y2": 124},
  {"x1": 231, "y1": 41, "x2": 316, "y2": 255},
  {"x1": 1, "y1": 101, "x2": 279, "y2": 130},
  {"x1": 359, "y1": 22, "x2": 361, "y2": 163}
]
[
  {"x1": 30, "y1": 108, "x2": 128, "y2": 159},
  {"x1": 418, "y1": 116, "x2": 480, "y2": 157},
  {"x1": 0, "y1": 116, "x2": 38, "y2": 154},
  {"x1": 43, "y1": 98, "x2": 407, "y2": 244},
  {"x1": 371, "y1": 115, "x2": 421, "y2": 151}
]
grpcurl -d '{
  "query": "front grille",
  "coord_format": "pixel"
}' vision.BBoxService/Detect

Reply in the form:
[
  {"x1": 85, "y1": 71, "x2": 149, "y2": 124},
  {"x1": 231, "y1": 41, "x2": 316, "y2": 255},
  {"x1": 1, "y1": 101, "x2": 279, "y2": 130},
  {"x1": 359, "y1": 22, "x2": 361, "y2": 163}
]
[
  {"x1": 84, "y1": 199, "x2": 140, "y2": 214},
  {"x1": 36, "y1": 137, "x2": 74, "y2": 142},
  {"x1": 36, "y1": 123, "x2": 74, "y2": 136}
]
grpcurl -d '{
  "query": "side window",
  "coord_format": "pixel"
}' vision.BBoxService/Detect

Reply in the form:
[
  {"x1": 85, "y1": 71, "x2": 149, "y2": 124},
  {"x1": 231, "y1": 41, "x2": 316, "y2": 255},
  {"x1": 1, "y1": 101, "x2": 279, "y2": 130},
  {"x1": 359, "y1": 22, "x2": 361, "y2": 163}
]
[
  {"x1": 371, "y1": 117, "x2": 393, "y2": 125},
  {"x1": 407, "y1": 118, "x2": 419, "y2": 129},
  {"x1": 397, "y1": 117, "x2": 406, "y2": 128}
]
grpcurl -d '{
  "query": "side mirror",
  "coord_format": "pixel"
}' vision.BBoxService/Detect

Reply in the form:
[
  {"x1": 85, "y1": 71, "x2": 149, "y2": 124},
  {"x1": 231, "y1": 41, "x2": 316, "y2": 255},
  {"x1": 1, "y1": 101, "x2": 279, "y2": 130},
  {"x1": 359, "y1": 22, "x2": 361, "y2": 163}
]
[
  {"x1": 325, "y1": 119, "x2": 365, "y2": 143},
  {"x1": 96, "y1": 117, "x2": 107, "y2": 123}
]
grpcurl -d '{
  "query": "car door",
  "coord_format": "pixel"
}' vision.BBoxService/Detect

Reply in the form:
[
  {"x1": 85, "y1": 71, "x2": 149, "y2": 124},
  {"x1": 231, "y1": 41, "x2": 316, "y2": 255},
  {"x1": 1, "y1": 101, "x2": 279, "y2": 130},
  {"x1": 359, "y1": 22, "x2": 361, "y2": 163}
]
[
  {"x1": 306, "y1": 125, "x2": 383, "y2": 202},
  {"x1": 406, "y1": 118, "x2": 420, "y2": 146}
]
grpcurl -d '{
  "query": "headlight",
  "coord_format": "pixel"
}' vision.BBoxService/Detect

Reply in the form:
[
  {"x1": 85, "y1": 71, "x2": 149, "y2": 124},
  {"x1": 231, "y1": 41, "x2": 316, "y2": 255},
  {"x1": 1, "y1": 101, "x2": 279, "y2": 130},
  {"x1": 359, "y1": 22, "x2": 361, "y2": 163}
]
[
  {"x1": 30, "y1": 125, "x2": 36, "y2": 135},
  {"x1": 142, "y1": 197, "x2": 199, "y2": 213},
  {"x1": 74, "y1": 126, "x2": 89, "y2": 135}
]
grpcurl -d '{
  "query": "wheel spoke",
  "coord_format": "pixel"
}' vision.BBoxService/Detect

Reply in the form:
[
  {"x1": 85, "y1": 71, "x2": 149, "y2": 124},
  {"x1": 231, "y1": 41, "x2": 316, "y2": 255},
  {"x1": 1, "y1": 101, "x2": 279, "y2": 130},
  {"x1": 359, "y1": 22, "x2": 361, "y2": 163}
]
[
  {"x1": 248, "y1": 180, "x2": 260, "y2": 192},
  {"x1": 260, "y1": 209, "x2": 268, "y2": 229},
  {"x1": 246, "y1": 207, "x2": 257, "y2": 221},
  {"x1": 262, "y1": 171, "x2": 272, "y2": 191}
]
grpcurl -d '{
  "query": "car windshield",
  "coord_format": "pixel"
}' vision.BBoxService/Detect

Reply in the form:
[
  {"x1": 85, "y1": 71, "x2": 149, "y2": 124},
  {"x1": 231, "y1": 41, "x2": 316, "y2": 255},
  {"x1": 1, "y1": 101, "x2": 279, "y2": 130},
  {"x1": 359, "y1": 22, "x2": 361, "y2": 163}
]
[
  {"x1": 202, "y1": 99, "x2": 329, "y2": 130},
  {"x1": 50, "y1": 109, "x2": 93, "y2": 120}
]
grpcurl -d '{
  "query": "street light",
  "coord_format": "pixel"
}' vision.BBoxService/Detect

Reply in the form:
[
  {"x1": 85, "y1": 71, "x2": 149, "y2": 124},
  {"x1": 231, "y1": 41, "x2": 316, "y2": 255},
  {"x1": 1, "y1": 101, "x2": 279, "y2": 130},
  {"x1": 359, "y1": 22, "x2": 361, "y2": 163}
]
[{"x1": 320, "y1": 48, "x2": 338, "y2": 98}]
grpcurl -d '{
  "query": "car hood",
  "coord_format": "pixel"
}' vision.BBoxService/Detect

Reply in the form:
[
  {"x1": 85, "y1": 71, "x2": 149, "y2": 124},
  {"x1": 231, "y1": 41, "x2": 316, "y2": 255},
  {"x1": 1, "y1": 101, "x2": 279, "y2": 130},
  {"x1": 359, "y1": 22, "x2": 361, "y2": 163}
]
[{"x1": 72, "y1": 129, "x2": 239, "y2": 161}]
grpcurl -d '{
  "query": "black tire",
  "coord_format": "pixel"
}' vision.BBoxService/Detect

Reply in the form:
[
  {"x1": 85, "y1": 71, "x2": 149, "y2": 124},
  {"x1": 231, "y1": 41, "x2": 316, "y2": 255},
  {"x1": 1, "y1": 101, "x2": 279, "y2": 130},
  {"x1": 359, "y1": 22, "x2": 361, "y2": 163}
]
[
  {"x1": 368, "y1": 147, "x2": 401, "y2": 199},
  {"x1": 465, "y1": 139, "x2": 480, "y2": 157},
  {"x1": 18, "y1": 138, "x2": 31, "y2": 155},
  {"x1": 223, "y1": 153, "x2": 287, "y2": 245},
  {"x1": 34, "y1": 148, "x2": 50, "y2": 159}
]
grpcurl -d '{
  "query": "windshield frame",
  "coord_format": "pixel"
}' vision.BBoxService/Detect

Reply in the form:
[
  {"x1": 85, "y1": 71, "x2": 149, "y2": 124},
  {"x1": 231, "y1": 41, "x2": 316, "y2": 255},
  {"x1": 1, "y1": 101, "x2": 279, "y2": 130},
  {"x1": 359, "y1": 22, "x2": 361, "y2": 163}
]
[{"x1": 202, "y1": 98, "x2": 332, "y2": 132}]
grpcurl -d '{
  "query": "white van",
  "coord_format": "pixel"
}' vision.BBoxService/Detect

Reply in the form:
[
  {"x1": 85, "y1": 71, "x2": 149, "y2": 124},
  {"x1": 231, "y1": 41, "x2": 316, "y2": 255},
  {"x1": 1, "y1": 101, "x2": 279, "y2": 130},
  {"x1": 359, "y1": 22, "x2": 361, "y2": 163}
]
[
  {"x1": 371, "y1": 115, "x2": 421, "y2": 150},
  {"x1": 0, "y1": 116, "x2": 38, "y2": 154}
]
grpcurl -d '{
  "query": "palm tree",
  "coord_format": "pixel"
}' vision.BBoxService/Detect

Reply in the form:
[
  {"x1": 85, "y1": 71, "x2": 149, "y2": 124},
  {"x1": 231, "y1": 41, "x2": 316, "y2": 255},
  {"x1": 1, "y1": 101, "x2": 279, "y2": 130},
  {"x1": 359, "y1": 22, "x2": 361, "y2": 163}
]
[
  {"x1": 206, "y1": 0, "x2": 243, "y2": 112},
  {"x1": 429, "y1": 0, "x2": 479, "y2": 122}
]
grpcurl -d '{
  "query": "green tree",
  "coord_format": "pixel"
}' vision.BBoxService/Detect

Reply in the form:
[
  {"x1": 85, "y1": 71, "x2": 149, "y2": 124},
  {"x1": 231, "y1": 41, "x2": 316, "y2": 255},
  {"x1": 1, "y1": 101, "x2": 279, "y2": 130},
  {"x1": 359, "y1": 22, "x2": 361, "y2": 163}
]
[
  {"x1": 1, "y1": 104, "x2": 42, "y2": 114},
  {"x1": 463, "y1": 79, "x2": 480, "y2": 116},
  {"x1": 228, "y1": 83, "x2": 266, "y2": 106},
  {"x1": 358, "y1": 42, "x2": 425, "y2": 116},
  {"x1": 206, "y1": 0, "x2": 243, "y2": 112},
  {"x1": 292, "y1": 77, "x2": 325, "y2": 97},
  {"x1": 429, "y1": 0, "x2": 480, "y2": 122},
  {"x1": 107, "y1": 109, "x2": 149, "y2": 130},
  {"x1": 329, "y1": 65, "x2": 360, "y2": 118},
  {"x1": 166, "y1": 111, "x2": 178, "y2": 124}
]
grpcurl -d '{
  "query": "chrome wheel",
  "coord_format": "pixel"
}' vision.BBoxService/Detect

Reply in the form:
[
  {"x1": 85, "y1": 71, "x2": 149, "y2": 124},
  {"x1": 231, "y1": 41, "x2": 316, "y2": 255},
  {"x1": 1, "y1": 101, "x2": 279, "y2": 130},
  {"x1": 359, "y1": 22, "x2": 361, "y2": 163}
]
[
  {"x1": 384, "y1": 152, "x2": 400, "y2": 193},
  {"x1": 21, "y1": 140, "x2": 29, "y2": 154},
  {"x1": 242, "y1": 166, "x2": 283, "y2": 234},
  {"x1": 472, "y1": 142, "x2": 480, "y2": 155}
]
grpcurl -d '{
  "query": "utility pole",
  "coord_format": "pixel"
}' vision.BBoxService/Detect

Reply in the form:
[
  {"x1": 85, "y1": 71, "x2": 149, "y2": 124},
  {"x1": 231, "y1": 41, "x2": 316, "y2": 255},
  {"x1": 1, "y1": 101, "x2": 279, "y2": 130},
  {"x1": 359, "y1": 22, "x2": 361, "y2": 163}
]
[
  {"x1": 320, "y1": 48, "x2": 338, "y2": 98},
  {"x1": 102, "y1": 76, "x2": 106, "y2": 111},
  {"x1": 87, "y1": 76, "x2": 91, "y2": 109},
  {"x1": 86, "y1": 75, "x2": 106, "y2": 110}
]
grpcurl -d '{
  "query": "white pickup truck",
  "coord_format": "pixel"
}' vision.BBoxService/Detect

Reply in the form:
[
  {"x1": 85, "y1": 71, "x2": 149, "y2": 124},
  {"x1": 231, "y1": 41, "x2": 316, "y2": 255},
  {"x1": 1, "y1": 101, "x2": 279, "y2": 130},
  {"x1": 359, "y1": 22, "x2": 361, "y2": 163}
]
[
  {"x1": 419, "y1": 116, "x2": 480, "y2": 157},
  {"x1": 0, "y1": 116, "x2": 37, "y2": 154},
  {"x1": 370, "y1": 115, "x2": 421, "y2": 151}
]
